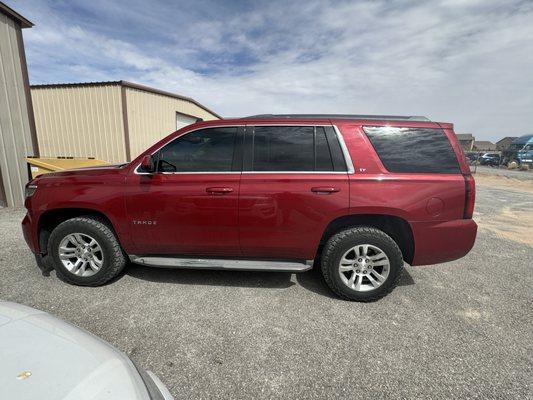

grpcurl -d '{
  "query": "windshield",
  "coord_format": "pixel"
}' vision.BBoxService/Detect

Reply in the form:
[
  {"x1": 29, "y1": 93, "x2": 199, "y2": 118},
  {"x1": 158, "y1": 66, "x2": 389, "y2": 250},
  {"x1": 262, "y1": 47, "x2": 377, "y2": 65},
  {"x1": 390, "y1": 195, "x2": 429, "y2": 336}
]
[{"x1": 508, "y1": 143, "x2": 525, "y2": 151}]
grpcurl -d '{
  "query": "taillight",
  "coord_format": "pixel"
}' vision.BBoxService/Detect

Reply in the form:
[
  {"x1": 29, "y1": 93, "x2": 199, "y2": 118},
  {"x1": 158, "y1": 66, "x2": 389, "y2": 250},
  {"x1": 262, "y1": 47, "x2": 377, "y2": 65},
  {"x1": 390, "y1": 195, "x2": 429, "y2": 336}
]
[{"x1": 463, "y1": 174, "x2": 475, "y2": 219}]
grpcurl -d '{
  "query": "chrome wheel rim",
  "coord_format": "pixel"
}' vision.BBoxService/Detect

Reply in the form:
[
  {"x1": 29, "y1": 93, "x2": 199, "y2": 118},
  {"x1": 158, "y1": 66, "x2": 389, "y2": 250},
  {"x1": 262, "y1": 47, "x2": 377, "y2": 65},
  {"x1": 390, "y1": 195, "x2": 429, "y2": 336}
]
[
  {"x1": 338, "y1": 244, "x2": 390, "y2": 292},
  {"x1": 58, "y1": 233, "x2": 103, "y2": 277}
]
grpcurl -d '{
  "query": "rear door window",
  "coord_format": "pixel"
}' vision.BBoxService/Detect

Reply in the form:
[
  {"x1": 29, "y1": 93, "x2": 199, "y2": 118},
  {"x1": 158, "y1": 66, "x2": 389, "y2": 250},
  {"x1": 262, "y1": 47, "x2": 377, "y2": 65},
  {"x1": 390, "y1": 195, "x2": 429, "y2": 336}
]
[
  {"x1": 363, "y1": 126, "x2": 460, "y2": 173},
  {"x1": 245, "y1": 126, "x2": 347, "y2": 172}
]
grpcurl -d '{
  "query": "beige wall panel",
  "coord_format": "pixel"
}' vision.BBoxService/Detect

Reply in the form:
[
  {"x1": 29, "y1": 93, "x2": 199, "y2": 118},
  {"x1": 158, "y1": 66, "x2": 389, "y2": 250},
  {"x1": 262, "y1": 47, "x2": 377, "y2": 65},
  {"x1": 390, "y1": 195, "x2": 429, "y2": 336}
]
[
  {"x1": 0, "y1": 14, "x2": 35, "y2": 207},
  {"x1": 32, "y1": 85, "x2": 126, "y2": 163},
  {"x1": 126, "y1": 87, "x2": 219, "y2": 159}
]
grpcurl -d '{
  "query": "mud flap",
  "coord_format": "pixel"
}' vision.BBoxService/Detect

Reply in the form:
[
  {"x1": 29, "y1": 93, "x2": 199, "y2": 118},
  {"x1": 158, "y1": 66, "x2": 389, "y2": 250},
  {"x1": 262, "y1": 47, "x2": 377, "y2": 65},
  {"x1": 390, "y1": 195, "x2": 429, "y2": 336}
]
[{"x1": 35, "y1": 253, "x2": 54, "y2": 277}]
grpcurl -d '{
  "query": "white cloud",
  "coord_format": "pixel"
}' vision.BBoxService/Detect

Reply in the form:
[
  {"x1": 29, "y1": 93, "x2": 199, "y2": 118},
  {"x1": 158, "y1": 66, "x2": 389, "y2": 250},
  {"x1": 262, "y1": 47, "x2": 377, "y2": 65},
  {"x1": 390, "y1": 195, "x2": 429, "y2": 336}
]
[{"x1": 12, "y1": 0, "x2": 533, "y2": 140}]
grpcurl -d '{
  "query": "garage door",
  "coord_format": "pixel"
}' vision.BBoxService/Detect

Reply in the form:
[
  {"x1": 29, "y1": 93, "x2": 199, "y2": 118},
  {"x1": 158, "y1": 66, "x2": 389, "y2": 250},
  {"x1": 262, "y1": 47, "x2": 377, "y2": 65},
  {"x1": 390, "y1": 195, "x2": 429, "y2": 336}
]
[{"x1": 176, "y1": 112, "x2": 199, "y2": 130}]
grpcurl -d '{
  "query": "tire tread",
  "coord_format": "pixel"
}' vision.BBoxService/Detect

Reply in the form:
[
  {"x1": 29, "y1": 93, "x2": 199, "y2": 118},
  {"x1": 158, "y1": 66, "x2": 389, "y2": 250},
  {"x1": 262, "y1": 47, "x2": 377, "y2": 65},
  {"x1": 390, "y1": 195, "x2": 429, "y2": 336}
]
[
  {"x1": 49, "y1": 216, "x2": 126, "y2": 286},
  {"x1": 321, "y1": 226, "x2": 404, "y2": 301}
]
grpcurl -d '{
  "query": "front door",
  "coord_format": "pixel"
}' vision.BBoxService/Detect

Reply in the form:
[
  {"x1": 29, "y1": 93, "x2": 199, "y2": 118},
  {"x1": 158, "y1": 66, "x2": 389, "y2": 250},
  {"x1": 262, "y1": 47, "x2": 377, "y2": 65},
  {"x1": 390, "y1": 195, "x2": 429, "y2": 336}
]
[{"x1": 125, "y1": 126, "x2": 242, "y2": 256}]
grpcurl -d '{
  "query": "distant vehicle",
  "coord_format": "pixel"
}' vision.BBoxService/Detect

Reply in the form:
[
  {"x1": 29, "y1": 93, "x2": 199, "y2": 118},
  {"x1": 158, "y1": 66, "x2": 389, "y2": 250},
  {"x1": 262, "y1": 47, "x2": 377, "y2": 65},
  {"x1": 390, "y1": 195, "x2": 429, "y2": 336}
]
[
  {"x1": 504, "y1": 135, "x2": 533, "y2": 166},
  {"x1": 22, "y1": 114, "x2": 477, "y2": 301},
  {"x1": 479, "y1": 153, "x2": 501, "y2": 166},
  {"x1": 0, "y1": 301, "x2": 173, "y2": 400},
  {"x1": 465, "y1": 152, "x2": 480, "y2": 164}
]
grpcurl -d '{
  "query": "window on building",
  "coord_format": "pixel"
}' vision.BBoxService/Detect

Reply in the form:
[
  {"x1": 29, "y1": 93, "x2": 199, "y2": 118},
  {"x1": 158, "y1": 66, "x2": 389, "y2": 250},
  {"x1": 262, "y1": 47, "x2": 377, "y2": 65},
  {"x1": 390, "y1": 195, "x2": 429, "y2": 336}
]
[
  {"x1": 363, "y1": 126, "x2": 460, "y2": 173},
  {"x1": 176, "y1": 112, "x2": 201, "y2": 130}
]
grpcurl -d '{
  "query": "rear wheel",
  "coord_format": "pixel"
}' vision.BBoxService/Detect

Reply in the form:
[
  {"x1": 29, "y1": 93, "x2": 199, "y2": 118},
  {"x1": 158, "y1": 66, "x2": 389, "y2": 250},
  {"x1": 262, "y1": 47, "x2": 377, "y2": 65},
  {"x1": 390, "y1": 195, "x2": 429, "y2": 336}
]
[
  {"x1": 48, "y1": 217, "x2": 126, "y2": 286},
  {"x1": 321, "y1": 227, "x2": 404, "y2": 301}
]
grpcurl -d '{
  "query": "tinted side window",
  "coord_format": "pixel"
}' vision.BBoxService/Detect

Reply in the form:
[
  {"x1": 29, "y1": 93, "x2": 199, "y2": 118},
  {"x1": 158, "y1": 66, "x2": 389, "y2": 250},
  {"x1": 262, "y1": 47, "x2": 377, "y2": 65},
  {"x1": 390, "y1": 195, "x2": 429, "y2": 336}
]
[
  {"x1": 252, "y1": 126, "x2": 315, "y2": 171},
  {"x1": 246, "y1": 126, "x2": 347, "y2": 172},
  {"x1": 315, "y1": 127, "x2": 334, "y2": 171},
  {"x1": 155, "y1": 127, "x2": 237, "y2": 172},
  {"x1": 363, "y1": 127, "x2": 460, "y2": 173},
  {"x1": 324, "y1": 126, "x2": 348, "y2": 171}
]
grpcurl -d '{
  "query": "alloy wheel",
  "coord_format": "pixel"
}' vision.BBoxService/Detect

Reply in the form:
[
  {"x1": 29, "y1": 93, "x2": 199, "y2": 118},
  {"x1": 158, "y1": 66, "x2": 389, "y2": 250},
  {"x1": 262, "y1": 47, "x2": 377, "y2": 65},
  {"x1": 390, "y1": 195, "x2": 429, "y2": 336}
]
[
  {"x1": 58, "y1": 233, "x2": 104, "y2": 277},
  {"x1": 338, "y1": 244, "x2": 390, "y2": 292}
]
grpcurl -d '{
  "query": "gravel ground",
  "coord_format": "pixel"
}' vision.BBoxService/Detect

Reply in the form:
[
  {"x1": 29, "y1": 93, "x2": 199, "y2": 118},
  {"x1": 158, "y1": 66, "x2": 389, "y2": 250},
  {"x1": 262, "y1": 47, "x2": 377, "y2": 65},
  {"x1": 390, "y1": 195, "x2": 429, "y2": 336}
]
[{"x1": 0, "y1": 175, "x2": 532, "y2": 399}]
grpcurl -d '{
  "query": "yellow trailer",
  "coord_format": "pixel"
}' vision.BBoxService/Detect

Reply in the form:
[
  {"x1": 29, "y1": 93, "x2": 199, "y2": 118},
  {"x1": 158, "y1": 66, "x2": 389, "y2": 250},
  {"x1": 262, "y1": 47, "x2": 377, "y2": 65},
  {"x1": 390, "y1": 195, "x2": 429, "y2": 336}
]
[{"x1": 26, "y1": 157, "x2": 108, "y2": 179}]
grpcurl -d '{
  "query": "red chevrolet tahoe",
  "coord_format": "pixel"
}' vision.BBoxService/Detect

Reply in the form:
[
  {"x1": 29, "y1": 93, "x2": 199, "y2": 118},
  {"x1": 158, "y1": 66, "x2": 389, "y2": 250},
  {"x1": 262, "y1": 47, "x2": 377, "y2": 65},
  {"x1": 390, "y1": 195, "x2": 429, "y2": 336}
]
[{"x1": 22, "y1": 114, "x2": 477, "y2": 301}]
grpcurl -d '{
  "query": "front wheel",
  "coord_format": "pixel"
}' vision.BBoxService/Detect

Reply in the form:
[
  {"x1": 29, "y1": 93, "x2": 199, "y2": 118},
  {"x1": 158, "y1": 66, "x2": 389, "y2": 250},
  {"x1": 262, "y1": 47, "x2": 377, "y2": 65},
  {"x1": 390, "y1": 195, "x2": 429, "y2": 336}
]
[
  {"x1": 48, "y1": 217, "x2": 126, "y2": 286},
  {"x1": 321, "y1": 227, "x2": 404, "y2": 301}
]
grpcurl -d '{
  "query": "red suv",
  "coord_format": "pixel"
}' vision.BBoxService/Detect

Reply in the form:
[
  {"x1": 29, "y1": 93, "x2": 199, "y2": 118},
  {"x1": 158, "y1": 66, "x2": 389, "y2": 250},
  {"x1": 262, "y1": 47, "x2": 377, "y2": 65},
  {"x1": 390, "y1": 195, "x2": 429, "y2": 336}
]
[{"x1": 22, "y1": 114, "x2": 477, "y2": 301}]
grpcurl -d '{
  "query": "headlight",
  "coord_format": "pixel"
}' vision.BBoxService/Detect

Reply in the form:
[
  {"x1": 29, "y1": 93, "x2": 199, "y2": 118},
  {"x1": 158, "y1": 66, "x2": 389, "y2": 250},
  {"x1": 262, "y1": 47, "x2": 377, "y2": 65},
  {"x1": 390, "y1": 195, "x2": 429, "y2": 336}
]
[{"x1": 25, "y1": 184, "x2": 38, "y2": 198}]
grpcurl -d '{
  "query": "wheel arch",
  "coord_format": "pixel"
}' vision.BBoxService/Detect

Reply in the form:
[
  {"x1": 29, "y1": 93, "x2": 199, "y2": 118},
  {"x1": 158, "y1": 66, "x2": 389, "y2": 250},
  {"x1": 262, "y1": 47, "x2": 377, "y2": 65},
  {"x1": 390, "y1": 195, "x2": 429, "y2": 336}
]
[
  {"x1": 37, "y1": 208, "x2": 119, "y2": 255},
  {"x1": 319, "y1": 214, "x2": 415, "y2": 264}
]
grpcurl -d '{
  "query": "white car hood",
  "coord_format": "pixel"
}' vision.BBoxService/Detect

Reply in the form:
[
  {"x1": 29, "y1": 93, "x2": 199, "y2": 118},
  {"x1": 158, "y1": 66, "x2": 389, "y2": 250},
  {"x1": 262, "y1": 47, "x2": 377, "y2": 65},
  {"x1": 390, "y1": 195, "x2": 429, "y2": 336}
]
[{"x1": 0, "y1": 302, "x2": 150, "y2": 400}]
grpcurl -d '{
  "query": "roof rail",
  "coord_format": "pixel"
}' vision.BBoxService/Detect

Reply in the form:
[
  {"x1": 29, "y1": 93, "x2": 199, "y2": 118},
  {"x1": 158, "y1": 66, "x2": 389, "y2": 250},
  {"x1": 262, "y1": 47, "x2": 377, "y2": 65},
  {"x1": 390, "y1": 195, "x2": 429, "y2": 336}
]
[{"x1": 244, "y1": 114, "x2": 430, "y2": 121}]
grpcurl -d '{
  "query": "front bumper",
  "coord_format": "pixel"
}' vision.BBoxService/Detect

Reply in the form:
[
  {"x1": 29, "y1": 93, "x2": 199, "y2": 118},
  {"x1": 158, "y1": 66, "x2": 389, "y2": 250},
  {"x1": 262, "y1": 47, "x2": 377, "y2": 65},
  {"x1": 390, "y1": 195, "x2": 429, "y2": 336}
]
[
  {"x1": 21, "y1": 212, "x2": 39, "y2": 254},
  {"x1": 143, "y1": 370, "x2": 174, "y2": 400},
  {"x1": 411, "y1": 219, "x2": 477, "y2": 266},
  {"x1": 132, "y1": 361, "x2": 174, "y2": 400}
]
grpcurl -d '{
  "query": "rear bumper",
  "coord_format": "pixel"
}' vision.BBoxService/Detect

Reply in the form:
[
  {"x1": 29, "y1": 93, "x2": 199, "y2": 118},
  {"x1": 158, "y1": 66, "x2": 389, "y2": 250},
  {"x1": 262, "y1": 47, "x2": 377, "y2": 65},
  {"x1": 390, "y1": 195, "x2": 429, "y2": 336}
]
[{"x1": 411, "y1": 219, "x2": 477, "y2": 266}]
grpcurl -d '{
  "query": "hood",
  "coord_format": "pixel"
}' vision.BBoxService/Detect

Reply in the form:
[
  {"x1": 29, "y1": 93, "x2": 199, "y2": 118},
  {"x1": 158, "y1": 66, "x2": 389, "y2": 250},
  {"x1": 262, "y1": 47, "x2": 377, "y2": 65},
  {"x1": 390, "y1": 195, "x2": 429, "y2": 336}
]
[
  {"x1": 72, "y1": 164, "x2": 126, "y2": 170},
  {"x1": 51, "y1": 164, "x2": 126, "y2": 176},
  {"x1": 33, "y1": 164, "x2": 127, "y2": 183},
  {"x1": 0, "y1": 302, "x2": 149, "y2": 400}
]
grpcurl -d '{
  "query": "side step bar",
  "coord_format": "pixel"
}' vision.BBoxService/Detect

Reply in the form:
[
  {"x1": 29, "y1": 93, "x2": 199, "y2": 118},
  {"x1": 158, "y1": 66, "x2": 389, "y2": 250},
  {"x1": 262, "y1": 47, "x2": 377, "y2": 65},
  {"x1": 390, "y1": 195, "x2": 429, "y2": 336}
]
[{"x1": 129, "y1": 255, "x2": 313, "y2": 273}]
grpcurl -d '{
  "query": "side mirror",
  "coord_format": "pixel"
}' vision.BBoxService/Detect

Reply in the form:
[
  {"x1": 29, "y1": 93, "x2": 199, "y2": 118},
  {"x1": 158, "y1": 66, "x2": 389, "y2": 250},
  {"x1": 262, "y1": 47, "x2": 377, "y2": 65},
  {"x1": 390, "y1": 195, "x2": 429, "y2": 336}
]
[{"x1": 140, "y1": 154, "x2": 156, "y2": 173}]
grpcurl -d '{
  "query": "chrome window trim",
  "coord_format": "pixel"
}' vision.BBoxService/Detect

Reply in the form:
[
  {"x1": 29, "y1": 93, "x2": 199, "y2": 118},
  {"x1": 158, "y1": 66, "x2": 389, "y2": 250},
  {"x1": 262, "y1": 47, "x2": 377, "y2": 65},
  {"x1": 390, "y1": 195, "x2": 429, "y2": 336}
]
[
  {"x1": 161, "y1": 171, "x2": 241, "y2": 175},
  {"x1": 332, "y1": 125, "x2": 355, "y2": 174},
  {"x1": 241, "y1": 171, "x2": 348, "y2": 175},
  {"x1": 134, "y1": 123, "x2": 354, "y2": 175},
  {"x1": 246, "y1": 124, "x2": 333, "y2": 127},
  {"x1": 135, "y1": 167, "x2": 241, "y2": 176}
]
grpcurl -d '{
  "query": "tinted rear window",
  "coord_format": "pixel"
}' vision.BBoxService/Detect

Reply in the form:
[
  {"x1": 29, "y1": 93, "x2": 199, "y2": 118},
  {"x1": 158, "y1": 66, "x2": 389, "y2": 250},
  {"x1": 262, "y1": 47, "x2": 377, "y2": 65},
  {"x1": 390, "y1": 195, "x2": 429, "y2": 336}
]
[{"x1": 363, "y1": 126, "x2": 460, "y2": 173}]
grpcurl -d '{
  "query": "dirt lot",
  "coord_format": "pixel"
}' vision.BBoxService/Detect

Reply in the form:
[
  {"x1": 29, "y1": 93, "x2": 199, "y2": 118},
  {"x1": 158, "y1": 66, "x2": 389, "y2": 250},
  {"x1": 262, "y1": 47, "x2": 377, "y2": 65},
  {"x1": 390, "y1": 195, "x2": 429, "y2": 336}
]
[
  {"x1": 0, "y1": 169, "x2": 531, "y2": 399},
  {"x1": 474, "y1": 167, "x2": 533, "y2": 247}
]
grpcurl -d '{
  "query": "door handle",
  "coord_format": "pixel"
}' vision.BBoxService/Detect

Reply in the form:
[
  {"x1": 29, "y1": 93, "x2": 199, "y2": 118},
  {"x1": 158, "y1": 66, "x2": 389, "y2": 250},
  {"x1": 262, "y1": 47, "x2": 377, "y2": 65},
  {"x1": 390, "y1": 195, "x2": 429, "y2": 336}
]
[
  {"x1": 206, "y1": 187, "x2": 234, "y2": 195},
  {"x1": 311, "y1": 187, "x2": 340, "y2": 194}
]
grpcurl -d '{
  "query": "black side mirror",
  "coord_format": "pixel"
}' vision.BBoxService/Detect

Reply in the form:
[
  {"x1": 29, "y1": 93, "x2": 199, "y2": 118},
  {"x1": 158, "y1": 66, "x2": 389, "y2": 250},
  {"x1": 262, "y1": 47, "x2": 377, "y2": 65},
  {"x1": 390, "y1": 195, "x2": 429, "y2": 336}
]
[{"x1": 140, "y1": 155, "x2": 156, "y2": 173}]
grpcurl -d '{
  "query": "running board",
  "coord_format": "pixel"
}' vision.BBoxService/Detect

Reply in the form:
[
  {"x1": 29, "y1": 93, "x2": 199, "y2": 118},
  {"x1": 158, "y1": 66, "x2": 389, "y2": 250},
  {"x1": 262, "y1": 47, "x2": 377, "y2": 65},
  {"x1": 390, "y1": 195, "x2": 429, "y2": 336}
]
[{"x1": 129, "y1": 255, "x2": 313, "y2": 272}]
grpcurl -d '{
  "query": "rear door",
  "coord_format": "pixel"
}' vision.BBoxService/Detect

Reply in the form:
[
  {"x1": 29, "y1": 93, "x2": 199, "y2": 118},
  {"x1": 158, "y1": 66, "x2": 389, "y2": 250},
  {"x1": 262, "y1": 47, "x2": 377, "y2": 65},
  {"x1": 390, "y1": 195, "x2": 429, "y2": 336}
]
[{"x1": 238, "y1": 125, "x2": 350, "y2": 260}]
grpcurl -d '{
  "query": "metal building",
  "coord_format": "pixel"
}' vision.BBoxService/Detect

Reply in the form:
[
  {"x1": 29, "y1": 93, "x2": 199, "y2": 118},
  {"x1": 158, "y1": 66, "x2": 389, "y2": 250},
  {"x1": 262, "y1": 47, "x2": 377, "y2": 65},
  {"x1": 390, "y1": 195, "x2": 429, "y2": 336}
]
[
  {"x1": 0, "y1": 3, "x2": 38, "y2": 207},
  {"x1": 31, "y1": 81, "x2": 221, "y2": 163}
]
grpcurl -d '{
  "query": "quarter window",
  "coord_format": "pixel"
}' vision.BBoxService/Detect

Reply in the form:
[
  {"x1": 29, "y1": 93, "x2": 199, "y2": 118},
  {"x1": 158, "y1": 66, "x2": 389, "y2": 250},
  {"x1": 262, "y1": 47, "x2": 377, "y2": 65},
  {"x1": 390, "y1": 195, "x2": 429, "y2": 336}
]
[
  {"x1": 154, "y1": 127, "x2": 238, "y2": 172},
  {"x1": 363, "y1": 126, "x2": 461, "y2": 173}
]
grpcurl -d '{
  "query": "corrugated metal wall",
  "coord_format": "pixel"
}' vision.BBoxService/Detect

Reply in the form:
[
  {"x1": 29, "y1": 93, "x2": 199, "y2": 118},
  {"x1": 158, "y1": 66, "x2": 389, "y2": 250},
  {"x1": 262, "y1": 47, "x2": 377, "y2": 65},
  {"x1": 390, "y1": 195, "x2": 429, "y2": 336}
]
[
  {"x1": 0, "y1": 13, "x2": 35, "y2": 207},
  {"x1": 31, "y1": 85, "x2": 126, "y2": 163},
  {"x1": 126, "y1": 87, "x2": 218, "y2": 159}
]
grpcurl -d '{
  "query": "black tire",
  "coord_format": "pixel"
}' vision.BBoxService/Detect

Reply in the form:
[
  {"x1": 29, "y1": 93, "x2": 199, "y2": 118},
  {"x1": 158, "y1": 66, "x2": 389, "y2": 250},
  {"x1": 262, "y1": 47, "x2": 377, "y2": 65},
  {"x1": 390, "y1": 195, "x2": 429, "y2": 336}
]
[
  {"x1": 48, "y1": 217, "x2": 126, "y2": 286},
  {"x1": 321, "y1": 226, "x2": 404, "y2": 301}
]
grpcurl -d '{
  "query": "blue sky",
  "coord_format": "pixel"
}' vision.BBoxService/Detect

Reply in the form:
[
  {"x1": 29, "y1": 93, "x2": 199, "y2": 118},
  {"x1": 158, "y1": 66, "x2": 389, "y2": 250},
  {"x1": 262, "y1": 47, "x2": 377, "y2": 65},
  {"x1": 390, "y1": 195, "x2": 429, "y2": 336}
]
[{"x1": 6, "y1": 0, "x2": 533, "y2": 141}]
